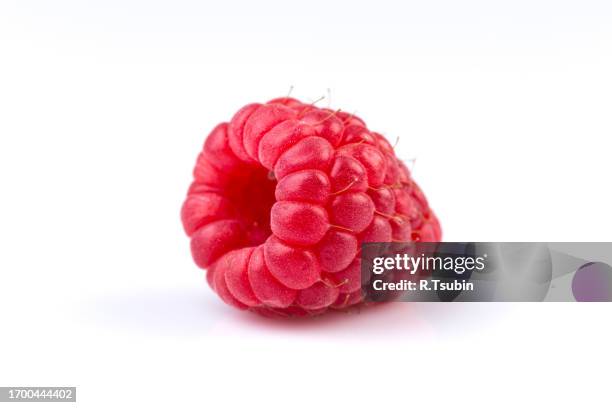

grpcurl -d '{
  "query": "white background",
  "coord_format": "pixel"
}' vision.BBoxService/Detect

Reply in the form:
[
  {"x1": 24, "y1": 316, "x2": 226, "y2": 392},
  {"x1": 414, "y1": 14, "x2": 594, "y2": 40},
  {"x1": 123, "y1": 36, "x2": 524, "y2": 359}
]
[{"x1": 1, "y1": 1, "x2": 611, "y2": 407}]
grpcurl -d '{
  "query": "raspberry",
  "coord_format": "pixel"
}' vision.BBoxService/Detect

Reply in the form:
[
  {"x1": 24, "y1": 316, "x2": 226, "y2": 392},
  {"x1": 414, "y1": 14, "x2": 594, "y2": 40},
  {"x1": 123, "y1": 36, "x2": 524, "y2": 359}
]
[{"x1": 181, "y1": 96, "x2": 441, "y2": 317}]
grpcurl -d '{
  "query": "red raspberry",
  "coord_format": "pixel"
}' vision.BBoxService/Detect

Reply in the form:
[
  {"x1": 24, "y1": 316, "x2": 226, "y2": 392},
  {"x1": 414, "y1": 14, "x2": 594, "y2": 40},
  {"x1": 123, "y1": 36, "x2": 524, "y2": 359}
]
[{"x1": 181, "y1": 97, "x2": 441, "y2": 317}]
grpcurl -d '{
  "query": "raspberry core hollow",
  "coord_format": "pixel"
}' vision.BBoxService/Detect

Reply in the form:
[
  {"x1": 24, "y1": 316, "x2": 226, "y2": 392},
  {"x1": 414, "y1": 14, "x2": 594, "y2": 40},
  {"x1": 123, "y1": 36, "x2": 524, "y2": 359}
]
[{"x1": 181, "y1": 97, "x2": 441, "y2": 317}]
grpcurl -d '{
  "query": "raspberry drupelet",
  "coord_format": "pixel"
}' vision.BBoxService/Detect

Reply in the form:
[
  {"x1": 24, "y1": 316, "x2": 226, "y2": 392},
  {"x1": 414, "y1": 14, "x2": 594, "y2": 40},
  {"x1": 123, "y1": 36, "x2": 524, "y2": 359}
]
[{"x1": 181, "y1": 97, "x2": 441, "y2": 317}]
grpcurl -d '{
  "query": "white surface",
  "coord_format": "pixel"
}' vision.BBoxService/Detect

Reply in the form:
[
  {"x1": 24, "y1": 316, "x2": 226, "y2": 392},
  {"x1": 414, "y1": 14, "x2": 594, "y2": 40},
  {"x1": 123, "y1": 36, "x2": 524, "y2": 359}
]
[{"x1": 0, "y1": 1, "x2": 611, "y2": 407}]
